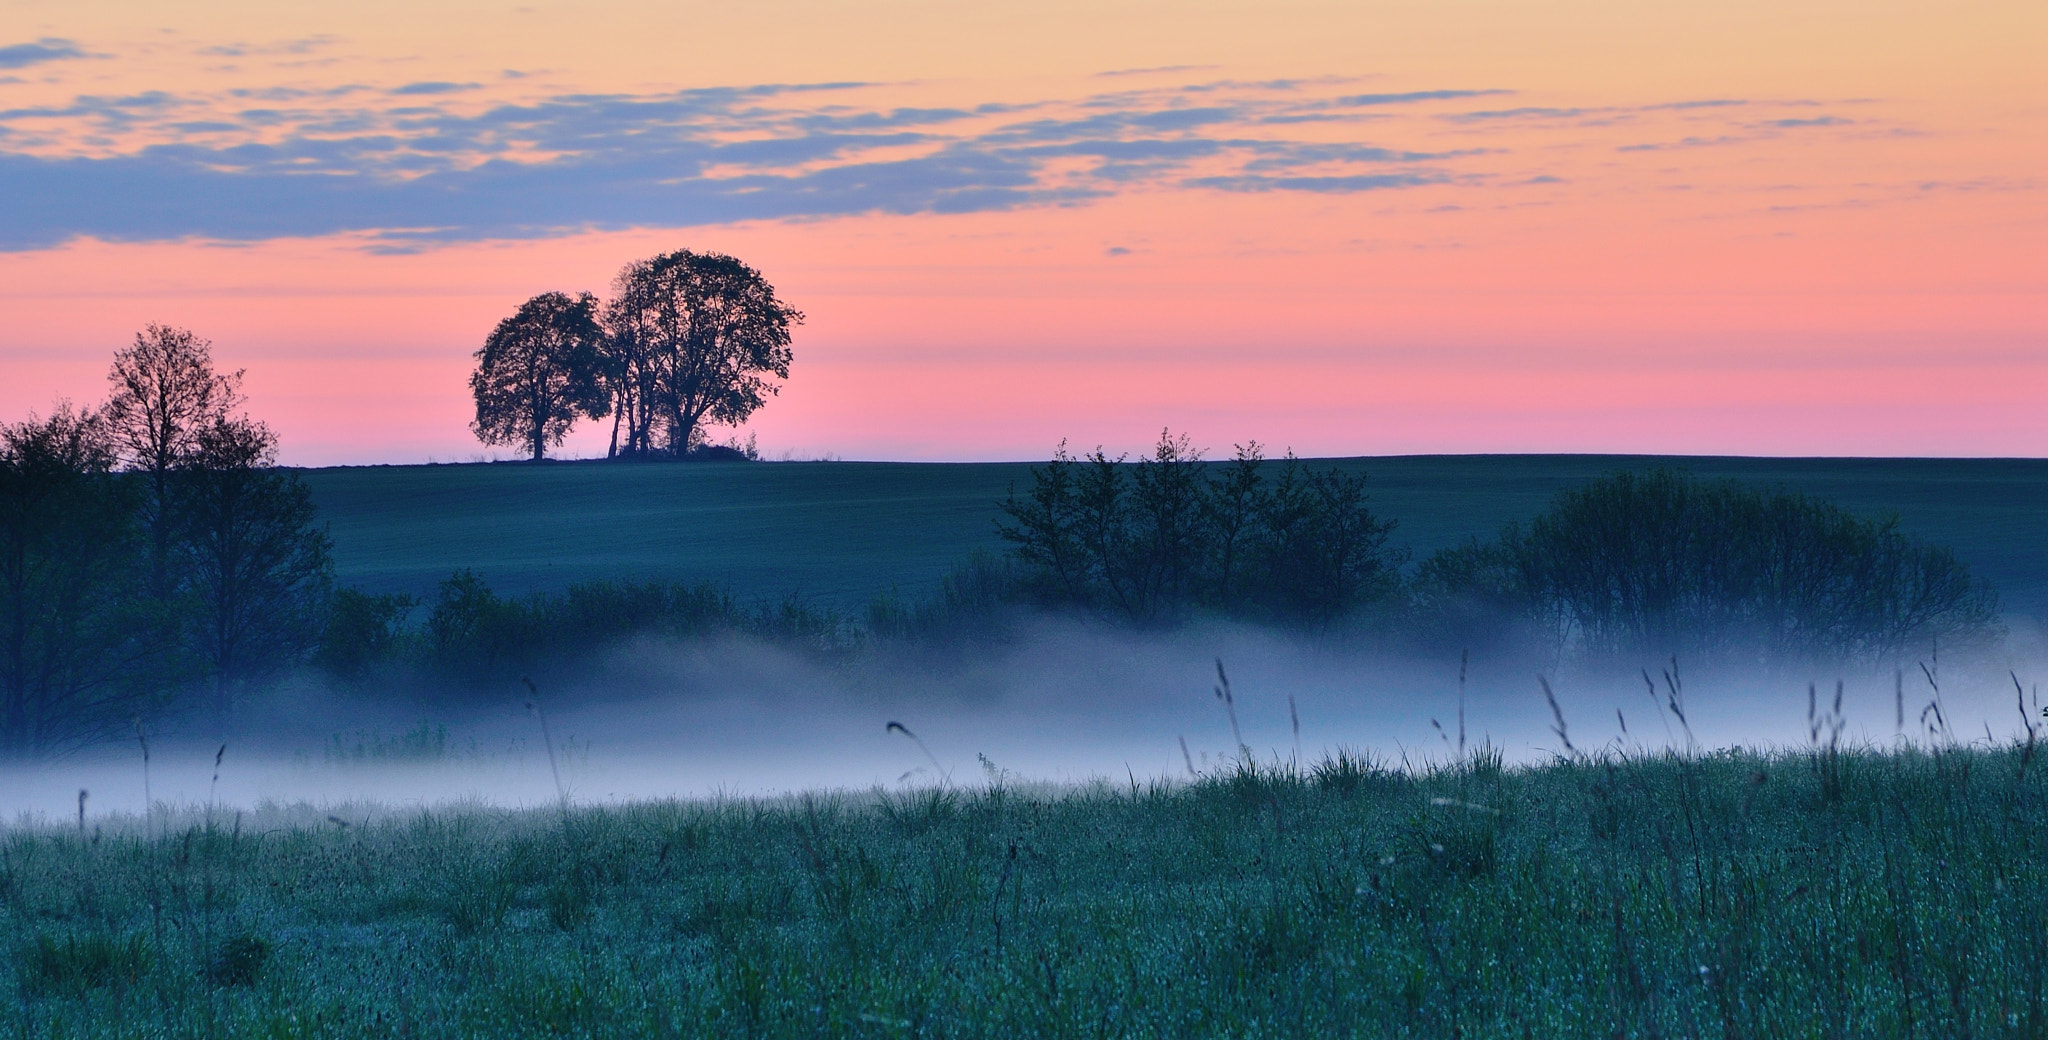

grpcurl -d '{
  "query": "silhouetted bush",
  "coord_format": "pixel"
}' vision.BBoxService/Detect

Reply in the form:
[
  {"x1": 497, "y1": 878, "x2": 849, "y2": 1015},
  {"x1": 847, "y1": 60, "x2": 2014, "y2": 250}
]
[
  {"x1": 998, "y1": 431, "x2": 1401, "y2": 626},
  {"x1": 1416, "y1": 468, "x2": 1999, "y2": 660},
  {"x1": 315, "y1": 588, "x2": 417, "y2": 681},
  {"x1": 412, "y1": 571, "x2": 755, "y2": 681},
  {"x1": 866, "y1": 551, "x2": 1018, "y2": 643}
]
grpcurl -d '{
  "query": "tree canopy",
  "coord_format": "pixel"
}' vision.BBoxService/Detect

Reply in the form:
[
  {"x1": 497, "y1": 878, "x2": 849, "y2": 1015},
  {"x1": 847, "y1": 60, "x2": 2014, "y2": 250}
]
[
  {"x1": 469, "y1": 291, "x2": 609, "y2": 461},
  {"x1": 601, "y1": 250, "x2": 802, "y2": 457},
  {"x1": 465, "y1": 251, "x2": 801, "y2": 460}
]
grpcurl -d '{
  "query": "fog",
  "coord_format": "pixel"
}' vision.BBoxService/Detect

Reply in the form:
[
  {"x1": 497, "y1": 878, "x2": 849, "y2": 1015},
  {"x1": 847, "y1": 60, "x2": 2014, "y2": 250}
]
[{"x1": 6, "y1": 618, "x2": 2045, "y2": 826}]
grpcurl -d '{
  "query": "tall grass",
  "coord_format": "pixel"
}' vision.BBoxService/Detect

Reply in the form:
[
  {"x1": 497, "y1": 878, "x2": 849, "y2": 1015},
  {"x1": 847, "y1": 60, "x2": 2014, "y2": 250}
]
[{"x1": 5, "y1": 733, "x2": 2046, "y2": 1037}]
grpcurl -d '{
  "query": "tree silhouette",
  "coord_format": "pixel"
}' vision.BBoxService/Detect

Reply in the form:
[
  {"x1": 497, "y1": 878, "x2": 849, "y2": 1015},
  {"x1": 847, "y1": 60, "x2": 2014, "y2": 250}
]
[
  {"x1": 101, "y1": 325, "x2": 242, "y2": 597},
  {"x1": 470, "y1": 292, "x2": 609, "y2": 461},
  {"x1": 176, "y1": 415, "x2": 332, "y2": 722},
  {"x1": 601, "y1": 251, "x2": 800, "y2": 457},
  {"x1": 0, "y1": 405, "x2": 157, "y2": 755}
]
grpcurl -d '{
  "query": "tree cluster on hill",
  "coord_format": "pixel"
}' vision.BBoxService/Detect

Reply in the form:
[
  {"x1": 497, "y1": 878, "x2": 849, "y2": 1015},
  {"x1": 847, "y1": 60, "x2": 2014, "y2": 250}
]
[
  {"x1": 469, "y1": 250, "x2": 801, "y2": 462},
  {"x1": 1, "y1": 327, "x2": 331, "y2": 754}
]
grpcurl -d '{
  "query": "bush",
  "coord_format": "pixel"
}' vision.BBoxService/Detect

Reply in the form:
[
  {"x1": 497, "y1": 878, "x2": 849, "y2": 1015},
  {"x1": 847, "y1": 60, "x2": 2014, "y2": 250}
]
[
  {"x1": 315, "y1": 587, "x2": 417, "y2": 680},
  {"x1": 1418, "y1": 468, "x2": 1999, "y2": 660}
]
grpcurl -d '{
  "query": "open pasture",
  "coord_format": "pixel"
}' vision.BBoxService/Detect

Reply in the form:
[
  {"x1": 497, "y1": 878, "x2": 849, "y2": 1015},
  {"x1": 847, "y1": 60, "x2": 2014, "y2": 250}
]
[{"x1": 302, "y1": 456, "x2": 2048, "y2": 620}]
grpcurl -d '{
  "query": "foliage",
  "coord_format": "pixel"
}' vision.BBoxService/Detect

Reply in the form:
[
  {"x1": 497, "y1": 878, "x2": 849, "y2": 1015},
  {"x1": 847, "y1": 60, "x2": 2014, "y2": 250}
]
[
  {"x1": 411, "y1": 570, "x2": 757, "y2": 682},
  {"x1": 3, "y1": 329, "x2": 337, "y2": 753},
  {"x1": 468, "y1": 291, "x2": 610, "y2": 462},
  {"x1": 314, "y1": 588, "x2": 417, "y2": 681},
  {"x1": 0, "y1": 407, "x2": 163, "y2": 754},
  {"x1": 1416, "y1": 468, "x2": 2000, "y2": 660},
  {"x1": 175, "y1": 415, "x2": 334, "y2": 718},
  {"x1": 600, "y1": 250, "x2": 802, "y2": 458},
  {"x1": 9, "y1": 742, "x2": 2048, "y2": 1036},
  {"x1": 99, "y1": 324, "x2": 244, "y2": 599},
  {"x1": 998, "y1": 431, "x2": 1401, "y2": 625}
]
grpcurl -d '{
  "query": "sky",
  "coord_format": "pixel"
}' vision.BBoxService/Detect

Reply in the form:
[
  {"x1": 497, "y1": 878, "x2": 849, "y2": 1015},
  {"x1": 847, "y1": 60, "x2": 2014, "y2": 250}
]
[{"x1": 1, "y1": 0, "x2": 2043, "y2": 465}]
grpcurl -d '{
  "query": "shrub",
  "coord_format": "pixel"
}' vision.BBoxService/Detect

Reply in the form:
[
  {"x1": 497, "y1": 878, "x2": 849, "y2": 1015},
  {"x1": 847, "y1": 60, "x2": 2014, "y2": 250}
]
[
  {"x1": 315, "y1": 587, "x2": 417, "y2": 680},
  {"x1": 1421, "y1": 468, "x2": 1998, "y2": 660}
]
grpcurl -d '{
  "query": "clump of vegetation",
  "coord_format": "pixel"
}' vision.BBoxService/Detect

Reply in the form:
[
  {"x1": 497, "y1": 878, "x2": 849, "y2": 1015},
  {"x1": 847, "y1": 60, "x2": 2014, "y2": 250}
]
[
  {"x1": 18, "y1": 930, "x2": 153, "y2": 997},
  {"x1": 7, "y1": 737, "x2": 2048, "y2": 1036},
  {"x1": 203, "y1": 934, "x2": 271, "y2": 987},
  {"x1": 999, "y1": 430, "x2": 1403, "y2": 625},
  {"x1": 1413, "y1": 468, "x2": 2000, "y2": 659}
]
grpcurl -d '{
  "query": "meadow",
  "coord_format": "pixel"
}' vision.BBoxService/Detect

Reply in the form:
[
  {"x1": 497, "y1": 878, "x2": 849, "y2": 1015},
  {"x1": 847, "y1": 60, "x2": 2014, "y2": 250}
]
[
  {"x1": 7, "y1": 737, "x2": 2047, "y2": 1038},
  {"x1": 300, "y1": 455, "x2": 2048, "y2": 621}
]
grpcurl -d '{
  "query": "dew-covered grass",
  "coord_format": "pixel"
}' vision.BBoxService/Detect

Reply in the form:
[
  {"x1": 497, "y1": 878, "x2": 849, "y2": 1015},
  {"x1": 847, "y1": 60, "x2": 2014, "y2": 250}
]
[{"x1": 7, "y1": 738, "x2": 2048, "y2": 1038}]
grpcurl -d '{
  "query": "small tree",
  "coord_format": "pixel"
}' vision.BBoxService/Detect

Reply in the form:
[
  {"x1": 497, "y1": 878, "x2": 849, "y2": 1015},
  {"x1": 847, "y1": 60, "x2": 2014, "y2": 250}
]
[
  {"x1": 176, "y1": 416, "x2": 333, "y2": 721},
  {"x1": 101, "y1": 325, "x2": 242, "y2": 597},
  {"x1": 601, "y1": 251, "x2": 801, "y2": 456},
  {"x1": 470, "y1": 291, "x2": 609, "y2": 461}
]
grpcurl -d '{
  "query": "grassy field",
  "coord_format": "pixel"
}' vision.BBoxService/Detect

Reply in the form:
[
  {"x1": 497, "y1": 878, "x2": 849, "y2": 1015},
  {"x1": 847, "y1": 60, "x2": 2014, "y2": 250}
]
[
  {"x1": 300, "y1": 455, "x2": 2048, "y2": 620},
  {"x1": 7, "y1": 741, "x2": 2046, "y2": 1038}
]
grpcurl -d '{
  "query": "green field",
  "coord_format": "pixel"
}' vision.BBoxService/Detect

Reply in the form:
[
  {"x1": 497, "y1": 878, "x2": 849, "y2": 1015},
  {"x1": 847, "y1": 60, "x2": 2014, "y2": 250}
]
[
  {"x1": 301, "y1": 456, "x2": 2048, "y2": 621},
  {"x1": 8, "y1": 744, "x2": 2046, "y2": 1037}
]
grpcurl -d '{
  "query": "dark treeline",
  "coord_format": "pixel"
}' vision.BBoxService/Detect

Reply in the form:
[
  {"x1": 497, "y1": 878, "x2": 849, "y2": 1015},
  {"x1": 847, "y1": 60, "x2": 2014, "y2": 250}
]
[
  {"x1": 469, "y1": 250, "x2": 801, "y2": 462},
  {"x1": 2, "y1": 390, "x2": 2008, "y2": 755},
  {"x1": 315, "y1": 571, "x2": 855, "y2": 687},
  {"x1": 1, "y1": 327, "x2": 332, "y2": 755},
  {"x1": 993, "y1": 431, "x2": 1998, "y2": 660}
]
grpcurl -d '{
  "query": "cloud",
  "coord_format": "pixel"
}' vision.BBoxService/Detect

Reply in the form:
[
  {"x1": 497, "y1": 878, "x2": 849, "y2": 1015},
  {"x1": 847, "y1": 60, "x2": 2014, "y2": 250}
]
[
  {"x1": 1334, "y1": 89, "x2": 1510, "y2": 107},
  {"x1": 1759, "y1": 116, "x2": 1851, "y2": 128},
  {"x1": 0, "y1": 78, "x2": 1508, "y2": 249},
  {"x1": 1641, "y1": 99, "x2": 1747, "y2": 111},
  {"x1": 0, "y1": 38, "x2": 85, "y2": 70},
  {"x1": 391, "y1": 81, "x2": 481, "y2": 96},
  {"x1": 1441, "y1": 107, "x2": 1590, "y2": 122},
  {"x1": 1189, "y1": 171, "x2": 1449, "y2": 193},
  {"x1": 1616, "y1": 135, "x2": 1747, "y2": 152}
]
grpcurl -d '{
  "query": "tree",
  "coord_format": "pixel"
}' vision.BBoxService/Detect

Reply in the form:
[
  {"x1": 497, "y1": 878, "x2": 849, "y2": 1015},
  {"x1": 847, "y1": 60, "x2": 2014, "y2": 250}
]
[
  {"x1": 600, "y1": 250, "x2": 801, "y2": 457},
  {"x1": 176, "y1": 415, "x2": 333, "y2": 722},
  {"x1": 469, "y1": 291, "x2": 609, "y2": 461},
  {"x1": 101, "y1": 325, "x2": 243, "y2": 598},
  {"x1": 0, "y1": 406, "x2": 158, "y2": 755}
]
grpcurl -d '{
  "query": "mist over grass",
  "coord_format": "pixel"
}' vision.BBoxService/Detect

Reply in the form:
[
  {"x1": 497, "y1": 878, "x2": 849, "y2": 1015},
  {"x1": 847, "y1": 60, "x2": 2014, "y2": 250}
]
[{"x1": 9, "y1": 609, "x2": 2044, "y2": 822}]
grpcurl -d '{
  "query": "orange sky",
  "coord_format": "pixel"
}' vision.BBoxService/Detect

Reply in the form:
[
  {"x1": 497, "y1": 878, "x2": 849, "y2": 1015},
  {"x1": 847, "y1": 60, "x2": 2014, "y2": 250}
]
[{"x1": 1, "y1": 0, "x2": 2042, "y2": 462}]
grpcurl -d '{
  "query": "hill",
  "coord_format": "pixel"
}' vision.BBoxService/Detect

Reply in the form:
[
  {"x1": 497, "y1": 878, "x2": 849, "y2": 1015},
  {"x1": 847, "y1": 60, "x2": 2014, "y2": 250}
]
[{"x1": 299, "y1": 455, "x2": 2048, "y2": 622}]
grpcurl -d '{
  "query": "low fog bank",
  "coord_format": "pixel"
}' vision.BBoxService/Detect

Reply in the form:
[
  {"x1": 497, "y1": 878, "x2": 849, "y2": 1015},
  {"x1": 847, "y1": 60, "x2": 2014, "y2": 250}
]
[{"x1": 7, "y1": 617, "x2": 2047, "y2": 825}]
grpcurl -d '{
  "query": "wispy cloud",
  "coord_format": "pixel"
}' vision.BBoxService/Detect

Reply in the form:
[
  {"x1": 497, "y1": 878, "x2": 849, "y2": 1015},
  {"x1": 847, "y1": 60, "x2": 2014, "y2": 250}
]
[
  {"x1": 391, "y1": 81, "x2": 481, "y2": 96},
  {"x1": 0, "y1": 38, "x2": 86, "y2": 70},
  {"x1": 0, "y1": 73, "x2": 1859, "y2": 251},
  {"x1": 1335, "y1": 89, "x2": 1511, "y2": 106},
  {"x1": 1759, "y1": 116, "x2": 1851, "y2": 128}
]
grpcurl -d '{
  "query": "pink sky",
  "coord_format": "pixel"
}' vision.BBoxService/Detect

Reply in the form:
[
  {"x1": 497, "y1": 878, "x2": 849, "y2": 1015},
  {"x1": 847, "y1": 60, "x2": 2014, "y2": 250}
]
[{"x1": 1, "y1": 1, "x2": 2042, "y2": 463}]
